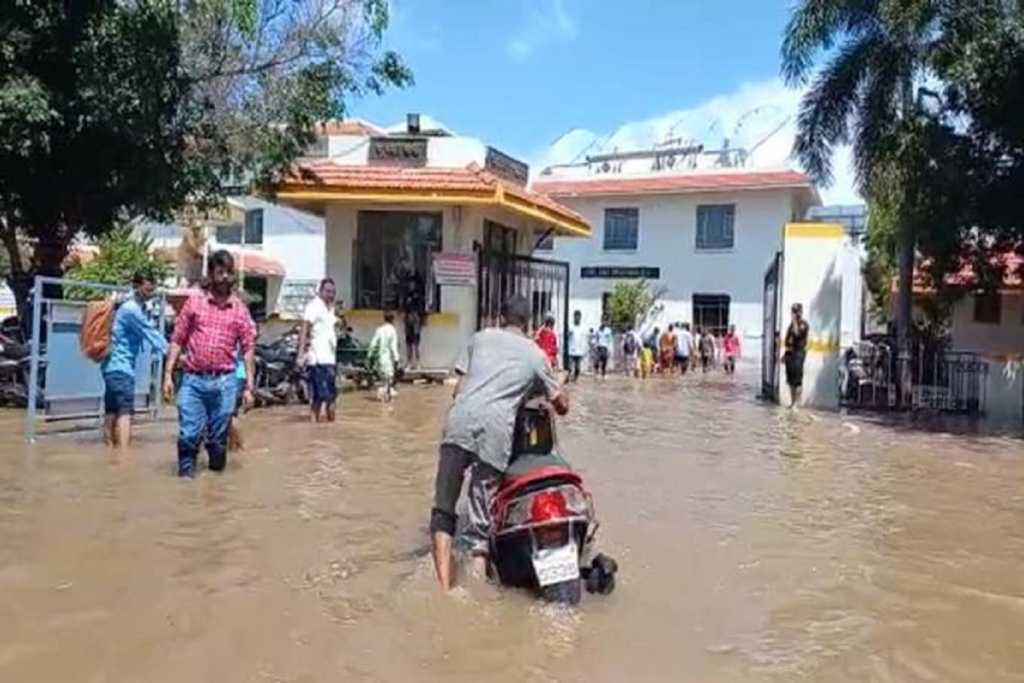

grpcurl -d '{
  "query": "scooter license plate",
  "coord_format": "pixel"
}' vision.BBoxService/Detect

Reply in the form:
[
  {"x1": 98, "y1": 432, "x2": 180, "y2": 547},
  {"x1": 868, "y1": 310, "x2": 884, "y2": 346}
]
[{"x1": 532, "y1": 543, "x2": 579, "y2": 587}]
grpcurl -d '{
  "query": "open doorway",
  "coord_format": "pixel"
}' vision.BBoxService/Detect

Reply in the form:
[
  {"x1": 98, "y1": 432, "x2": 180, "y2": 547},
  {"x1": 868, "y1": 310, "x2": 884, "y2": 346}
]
[{"x1": 692, "y1": 293, "x2": 730, "y2": 336}]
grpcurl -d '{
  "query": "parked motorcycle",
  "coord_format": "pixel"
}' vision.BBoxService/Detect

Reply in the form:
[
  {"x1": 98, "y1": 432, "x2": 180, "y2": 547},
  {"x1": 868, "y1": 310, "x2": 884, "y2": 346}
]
[
  {"x1": 253, "y1": 328, "x2": 308, "y2": 406},
  {"x1": 0, "y1": 333, "x2": 34, "y2": 408},
  {"x1": 489, "y1": 398, "x2": 617, "y2": 605}
]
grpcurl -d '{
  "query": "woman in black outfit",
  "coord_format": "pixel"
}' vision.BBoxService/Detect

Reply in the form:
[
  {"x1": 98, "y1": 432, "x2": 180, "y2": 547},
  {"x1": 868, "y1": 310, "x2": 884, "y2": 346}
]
[{"x1": 784, "y1": 303, "x2": 809, "y2": 409}]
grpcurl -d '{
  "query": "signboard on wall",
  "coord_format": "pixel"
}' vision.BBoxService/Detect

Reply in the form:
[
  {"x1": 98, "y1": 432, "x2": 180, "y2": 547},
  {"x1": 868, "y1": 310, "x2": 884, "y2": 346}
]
[
  {"x1": 485, "y1": 147, "x2": 530, "y2": 186},
  {"x1": 581, "y1": 266, "x2": 661, "y2": 279},
  {"x1": 368, "y1": 136, "x2": 427, "y2": 165},
  {"x1": 433, "y1": 253, "x2": 476, "y2": 286}
]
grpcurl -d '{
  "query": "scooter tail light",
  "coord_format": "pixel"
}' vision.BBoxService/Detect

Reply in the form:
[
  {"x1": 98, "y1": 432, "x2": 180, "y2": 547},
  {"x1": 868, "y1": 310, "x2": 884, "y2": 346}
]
[{"x1": 530, "y1": 490, "x2": 569, "y2": 522}]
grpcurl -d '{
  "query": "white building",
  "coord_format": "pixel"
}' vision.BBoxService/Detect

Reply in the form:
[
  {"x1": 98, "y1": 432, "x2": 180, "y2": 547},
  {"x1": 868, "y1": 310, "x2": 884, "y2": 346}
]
[
  {"x1": 141, "y1": 195, "x2": 325, "y2": 319},
  {"x1": 533, "y1": 164, "x2": 819, "y2": 350},
  {"x1": 274, "y1": 116, "x2": 591, "y2": 369},
  {"x1": 920, "y1": 258, "x2": 1024, "y2": 423}
]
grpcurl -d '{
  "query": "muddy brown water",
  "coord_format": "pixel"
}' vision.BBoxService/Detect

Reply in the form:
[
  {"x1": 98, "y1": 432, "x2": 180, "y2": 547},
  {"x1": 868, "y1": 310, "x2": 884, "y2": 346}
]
[{"x1": 2, "y1": 370, "x2": 1024, "y2": 682}]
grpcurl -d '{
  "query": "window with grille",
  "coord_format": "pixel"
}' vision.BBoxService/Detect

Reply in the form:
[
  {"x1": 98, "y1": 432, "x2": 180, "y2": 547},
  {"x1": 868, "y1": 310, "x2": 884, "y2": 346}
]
[
  {"x1": 696, "y1": 205, "x2": 735, "y2": 250},
  {"x1": 244, "y1": 209, "x2": 263, "y2": 245},
  {"x1": 354, "y1": 211, "x2": 442, "y2": 312},
  {"x1": 692, "y1": 293, "x2": 730, "y2": 337},
  {"x1": 603, "y1": 208, "x2": 638, "y2": 251},
  {"x1": 215, "y1": 209, "x2": 264, "y2": 246}
]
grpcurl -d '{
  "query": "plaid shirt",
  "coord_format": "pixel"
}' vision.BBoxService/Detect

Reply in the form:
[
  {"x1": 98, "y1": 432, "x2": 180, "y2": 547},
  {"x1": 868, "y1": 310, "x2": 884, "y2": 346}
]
[{"x1": 172, "y1": 291, "x2": 255, "y2": 373}]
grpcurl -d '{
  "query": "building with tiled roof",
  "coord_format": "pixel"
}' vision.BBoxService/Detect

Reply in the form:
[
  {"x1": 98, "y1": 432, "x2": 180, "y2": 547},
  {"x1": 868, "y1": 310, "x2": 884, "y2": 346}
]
[
  {"x1": 274, "y1": 115, "x2": 593, "y2": 370},
  {"x1": 531, "y1": 157, "x2": 822, "y2": 354}
]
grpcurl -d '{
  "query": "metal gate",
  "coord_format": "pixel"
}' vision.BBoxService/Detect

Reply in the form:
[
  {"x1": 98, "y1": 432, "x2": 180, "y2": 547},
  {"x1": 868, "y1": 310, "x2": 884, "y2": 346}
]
[
  {"x1": 477, "y1": 250, "x2": 571, "y2": 364},
  {"x1": 25, "y1": 275, "x2": 166, "y2": 441},
  {"x1": 761, "y1": 252, "x2": 782, "y2": 401}
]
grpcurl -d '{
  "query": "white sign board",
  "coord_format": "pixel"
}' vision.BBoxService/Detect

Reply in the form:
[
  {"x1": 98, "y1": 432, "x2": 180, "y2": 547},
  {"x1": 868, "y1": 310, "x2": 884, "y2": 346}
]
[{"x1": 433, "y1": 253, "x2": 476, "y2": 287}]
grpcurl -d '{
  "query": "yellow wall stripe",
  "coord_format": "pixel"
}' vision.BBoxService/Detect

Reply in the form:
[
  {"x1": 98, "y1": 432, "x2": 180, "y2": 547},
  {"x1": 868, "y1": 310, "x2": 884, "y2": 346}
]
[
  {"x1": 346, "y1": 309, "x2": 460, "y2": 327},
  {"x1": 784, "y1": 222, "x2": 844, "y2": 239}
]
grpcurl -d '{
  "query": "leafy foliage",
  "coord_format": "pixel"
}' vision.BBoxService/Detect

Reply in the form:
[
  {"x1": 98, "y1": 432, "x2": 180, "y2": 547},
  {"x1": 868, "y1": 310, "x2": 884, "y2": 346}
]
[
  {"x1": 65, "y1": 225, "x2": 170, "y2": 299},
  {"x1": 0, "y1": 0, "x2": 410, "y2": 315},
  {"x1": 180, "y1": 0, "x2": 413, "y2": 194},
  {"x1": 604, "y1": 280, "x2": 665, "y2": 331},
  {"x1": 785, "y1": 0, "x2": 1024, "y2": 337}
]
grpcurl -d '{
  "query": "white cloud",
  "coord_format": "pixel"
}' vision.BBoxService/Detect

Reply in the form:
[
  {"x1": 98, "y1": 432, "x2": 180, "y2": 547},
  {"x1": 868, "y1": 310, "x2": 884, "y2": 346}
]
[
  {"x1": 506, "y1": 0, "x2": 579, "y2": 62},
  {"x1": 532, "y1": 78, "x2": 861, "y2": 205}
]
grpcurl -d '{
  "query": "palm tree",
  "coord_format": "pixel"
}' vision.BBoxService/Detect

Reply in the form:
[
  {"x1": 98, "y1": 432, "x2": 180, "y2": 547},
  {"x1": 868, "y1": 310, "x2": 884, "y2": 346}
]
[{"x1": 781, "y1": 0, "x2": 938, "y2": 372}]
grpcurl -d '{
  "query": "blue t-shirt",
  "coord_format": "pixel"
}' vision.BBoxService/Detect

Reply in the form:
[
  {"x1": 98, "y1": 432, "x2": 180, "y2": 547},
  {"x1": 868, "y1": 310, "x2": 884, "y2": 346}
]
[
  {"x1": 596, "y1": 326, "x2": 614, "y2": 350},
  {"x1": 234, "y1": 352, "x2": 246, "y2": 381},
  {"x1": 101, "y1": 298, "x2": 169, "y2": 377}
]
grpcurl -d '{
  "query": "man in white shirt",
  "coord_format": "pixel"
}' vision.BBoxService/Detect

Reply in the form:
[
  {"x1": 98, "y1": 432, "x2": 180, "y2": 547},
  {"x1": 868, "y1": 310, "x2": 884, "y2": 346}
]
[
  {"x1": 566, "y1": 310, "x2": 588, "y2": 382},
  {"x1": 675, "y1": 322, "x2": 694, "y2": 375},
  {"x1": 297, "y1": 278, "x2": 339, "y2": 422},
  {"x1": 595, "y1": 320, "x2": 614, "y2": 378}
]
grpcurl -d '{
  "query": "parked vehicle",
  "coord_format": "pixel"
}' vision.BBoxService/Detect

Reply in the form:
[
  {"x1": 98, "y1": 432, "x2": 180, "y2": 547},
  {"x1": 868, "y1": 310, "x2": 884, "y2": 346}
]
[
  {"x1": 489, "y1": 397, "x2": 617, "y2": 605},
  {"x1": 0, "y1": 332, "x2": 34, "y2": 407},
  {"x1": 253, "y1": 327, "x2": 307, "y2": 407}
]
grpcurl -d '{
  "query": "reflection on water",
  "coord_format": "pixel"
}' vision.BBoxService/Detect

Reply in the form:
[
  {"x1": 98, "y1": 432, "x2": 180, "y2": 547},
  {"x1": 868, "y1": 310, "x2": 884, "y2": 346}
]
[{"x1": 2, "y1": 369, "x2": 1024, "y2": 681}]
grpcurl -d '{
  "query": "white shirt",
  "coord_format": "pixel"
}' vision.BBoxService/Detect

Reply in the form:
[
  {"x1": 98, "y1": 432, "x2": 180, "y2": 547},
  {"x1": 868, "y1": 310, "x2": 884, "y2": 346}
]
[
  {"x1": 568, "y1": 323, "x2": 588, "y2": 357},
  {"x1": 597, "y1": 325, "x2": 614, "y2": 349},
  {"x1": 676, "y1": 330, "x2": 693, "y2": 356},
  {"x1": 303, "y1": 296, "x2": 338, "y2": 365}
]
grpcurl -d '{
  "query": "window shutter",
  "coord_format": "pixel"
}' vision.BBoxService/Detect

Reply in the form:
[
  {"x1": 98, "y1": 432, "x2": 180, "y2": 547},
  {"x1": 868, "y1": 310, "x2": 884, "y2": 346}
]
[{"x1": 244, "y1": 209, "x2": 264, "y2": 245}]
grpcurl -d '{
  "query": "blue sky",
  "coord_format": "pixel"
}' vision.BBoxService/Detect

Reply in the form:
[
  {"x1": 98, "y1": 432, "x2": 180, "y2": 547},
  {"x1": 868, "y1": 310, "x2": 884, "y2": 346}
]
[{"x1": 351, "y1": 0, "x2": 858, "y2": 203}]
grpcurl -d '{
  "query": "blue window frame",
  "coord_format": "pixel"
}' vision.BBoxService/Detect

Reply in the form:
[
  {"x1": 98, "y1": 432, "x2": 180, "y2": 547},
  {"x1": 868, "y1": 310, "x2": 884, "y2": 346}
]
[
  {"x1": 696, "y1": 205, "x2": 735, "y2": 250},
  {"x1": 603, "y1": 208, "x2": 638, "y2": 251}
]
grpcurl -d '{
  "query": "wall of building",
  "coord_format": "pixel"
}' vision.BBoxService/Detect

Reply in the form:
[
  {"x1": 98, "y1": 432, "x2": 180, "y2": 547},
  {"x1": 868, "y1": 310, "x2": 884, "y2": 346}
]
[
  {"x1": 948, "y1": 292, "x2": 1024, "y2": 423},
  {"x1": 779, "y1": 223, "x2": 845, "y2": 409},
  {"x1": 950, "y1": 292, "x2": 1024, "y2": 355},
  {"x1": 323, "y1": 202, "x2": 543, "y2": 369},
  {"x1": 137, "y1": 197, "x2": 325, "y2": 317},
  {"x1": 545, "y1": 188, "x2": 801, "y2": 355},
  {"x1": 230, "y1": 197, "x2": 325, "y2": 283}
]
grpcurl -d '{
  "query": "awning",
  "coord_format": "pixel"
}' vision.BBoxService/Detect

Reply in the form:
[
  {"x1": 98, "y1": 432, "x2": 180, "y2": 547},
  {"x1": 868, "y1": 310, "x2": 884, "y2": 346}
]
[
  {"x1": 154, "y1": 247, "x2": 285, "y2": 279},
  {"x1": 276, "y1": 161, "x2": 591, "y2": 238}
]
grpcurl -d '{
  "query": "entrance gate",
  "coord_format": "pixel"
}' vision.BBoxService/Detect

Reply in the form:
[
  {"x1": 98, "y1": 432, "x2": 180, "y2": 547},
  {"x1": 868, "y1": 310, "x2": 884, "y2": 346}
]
[
  {"x1": 761, "y1": 252, "x2": 782, "y2": 401},
  {"x1": 477, "y1": 250, "x2": 571, "y2": 364},
  {"x1": 25, "y1": 275, "x2": 166, "y2": 442}
]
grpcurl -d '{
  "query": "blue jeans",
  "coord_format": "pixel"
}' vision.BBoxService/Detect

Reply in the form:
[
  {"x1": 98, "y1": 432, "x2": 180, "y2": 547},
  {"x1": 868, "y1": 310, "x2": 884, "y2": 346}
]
[{"x1": 176, "y1": 372, "x2": 238, "y2": 477}]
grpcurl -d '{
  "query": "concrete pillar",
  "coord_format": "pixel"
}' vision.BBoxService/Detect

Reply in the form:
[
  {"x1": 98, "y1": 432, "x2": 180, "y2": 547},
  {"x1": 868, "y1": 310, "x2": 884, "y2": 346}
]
[{"x1": 779, "y1": 223, "x2": 844, "y2": 409}]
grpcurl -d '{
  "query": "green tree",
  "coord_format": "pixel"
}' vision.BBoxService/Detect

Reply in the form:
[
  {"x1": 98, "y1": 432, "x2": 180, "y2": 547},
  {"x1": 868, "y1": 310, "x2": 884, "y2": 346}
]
[
  {"x1": 604, "y1": 280, "x2": 665, "y2": 331},
  {"x1": 1, "y1": 1, "x2": 201, "y2": 315},
  {"x1": 178, "y1": 0, "x2": 412, "y2": 192},
  {"x1": 0, "y1": 0, "x2": 410, "y2": 318},
  {"x1": 781, "y1": 0, "x2": 939, "y2": 360},
  {"x1": 65, "y1": 225, "x2": 170, "y2": 297}
]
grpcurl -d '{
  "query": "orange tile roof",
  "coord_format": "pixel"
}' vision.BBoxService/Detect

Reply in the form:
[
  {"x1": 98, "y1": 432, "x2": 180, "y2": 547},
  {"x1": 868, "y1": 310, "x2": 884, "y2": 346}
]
[
  {"x1": 155, "y1": 246, "x2": 286, "y2": 278},
  {"x1": 281, "y1": 161, "x2": 590, "y2": 236},
  {"x1": 911, "y1": 252, "x2": 1023, "y2": 293},
  {"x1": 533, "y1": 169, "x2": 812, "y2": 197}
]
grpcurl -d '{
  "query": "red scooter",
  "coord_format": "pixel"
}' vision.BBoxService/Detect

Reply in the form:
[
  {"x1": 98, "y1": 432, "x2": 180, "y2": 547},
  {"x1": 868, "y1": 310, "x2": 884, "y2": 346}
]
[{"x1": 489, "y1": 398, "x2": 618, "y2": 605}]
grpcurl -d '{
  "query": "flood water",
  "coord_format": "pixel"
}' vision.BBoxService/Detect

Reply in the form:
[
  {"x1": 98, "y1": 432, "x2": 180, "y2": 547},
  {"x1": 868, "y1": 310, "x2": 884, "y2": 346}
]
[{"x1": 2, "y1": 369, "x2": 1024, "y2": 681}]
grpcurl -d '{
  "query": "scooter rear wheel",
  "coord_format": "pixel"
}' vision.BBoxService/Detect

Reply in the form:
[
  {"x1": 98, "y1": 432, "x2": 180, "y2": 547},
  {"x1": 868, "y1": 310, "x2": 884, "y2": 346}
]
[{"x1": 539, "y1": 578, "x2": 581, "y2": 605}]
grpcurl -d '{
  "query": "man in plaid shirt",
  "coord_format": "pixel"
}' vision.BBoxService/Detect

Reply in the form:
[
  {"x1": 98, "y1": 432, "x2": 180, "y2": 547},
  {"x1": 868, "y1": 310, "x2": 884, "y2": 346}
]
[{"x1": 163, "y1": 250, "x2": 256, "y2": 478}]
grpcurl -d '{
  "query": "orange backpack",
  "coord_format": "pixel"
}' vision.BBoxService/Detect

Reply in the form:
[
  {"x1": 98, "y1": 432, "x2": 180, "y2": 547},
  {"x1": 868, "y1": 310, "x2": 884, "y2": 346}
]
[{"x1": 79, "y1": 297, "x2": 118, "y2": 362}]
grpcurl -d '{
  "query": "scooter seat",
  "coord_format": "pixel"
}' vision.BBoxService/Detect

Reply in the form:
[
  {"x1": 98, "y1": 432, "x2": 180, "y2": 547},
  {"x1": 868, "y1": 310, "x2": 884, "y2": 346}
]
[{"x1": 505, "y1": 452, "x2": 570, "y2": 478}]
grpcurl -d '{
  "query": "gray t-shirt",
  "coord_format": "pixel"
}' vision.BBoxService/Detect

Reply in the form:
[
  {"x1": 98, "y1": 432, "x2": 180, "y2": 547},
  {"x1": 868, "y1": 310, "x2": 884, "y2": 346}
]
[{"x1": 442, "y1": 328, "x2": 562, "y2": 472}]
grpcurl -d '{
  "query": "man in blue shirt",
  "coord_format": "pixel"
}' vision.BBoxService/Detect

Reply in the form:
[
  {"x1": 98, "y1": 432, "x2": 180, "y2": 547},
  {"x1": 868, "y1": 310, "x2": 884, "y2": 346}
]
[{"x1": 100, "y1": 272, "x2": 168, "y2": 448}]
